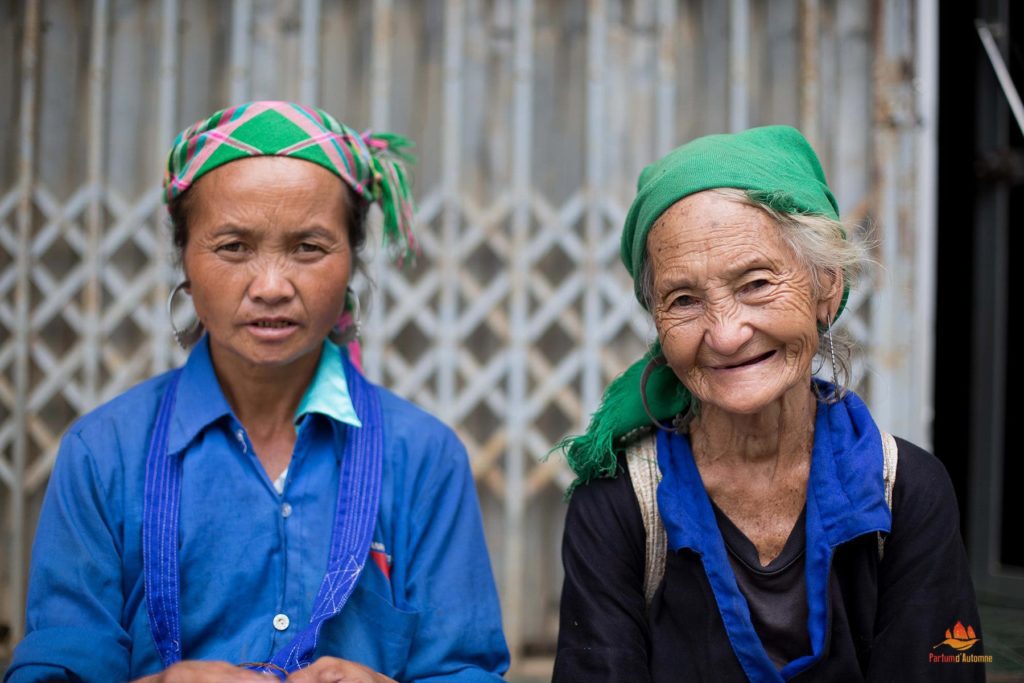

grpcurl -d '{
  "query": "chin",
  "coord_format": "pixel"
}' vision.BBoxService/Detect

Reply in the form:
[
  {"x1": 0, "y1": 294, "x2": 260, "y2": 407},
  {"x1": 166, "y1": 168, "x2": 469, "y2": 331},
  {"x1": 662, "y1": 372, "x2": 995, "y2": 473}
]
[
  {"x1": 215, "y1": 336, "x2": 322, "y2": 370},
  {"x1": 700, "y1": 381, "x2": 801, "y2": 416},
  {"x1": 706, "y1": 397, "x2": 776, "y2": 416}
]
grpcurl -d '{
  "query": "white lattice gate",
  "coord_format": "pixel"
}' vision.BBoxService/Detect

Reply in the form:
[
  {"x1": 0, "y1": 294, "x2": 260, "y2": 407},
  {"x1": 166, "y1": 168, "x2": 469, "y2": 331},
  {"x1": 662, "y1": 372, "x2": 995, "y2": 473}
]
[{"x1": 0, "y1": 0, "x2": 935, "y2": 673}]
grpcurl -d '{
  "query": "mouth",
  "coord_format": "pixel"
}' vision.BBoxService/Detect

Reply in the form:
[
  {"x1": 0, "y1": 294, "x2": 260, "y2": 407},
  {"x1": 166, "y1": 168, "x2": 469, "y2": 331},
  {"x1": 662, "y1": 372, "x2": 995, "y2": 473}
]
[
  {"x1": 244, "y1": 318, "x2": 300, "y2": 339},
  {"x1": 714, "y1": 350, "x2": 776, "y2": 370},
  {"x1": 249, "y1": 319, "x2": 297, "y2": 329}
]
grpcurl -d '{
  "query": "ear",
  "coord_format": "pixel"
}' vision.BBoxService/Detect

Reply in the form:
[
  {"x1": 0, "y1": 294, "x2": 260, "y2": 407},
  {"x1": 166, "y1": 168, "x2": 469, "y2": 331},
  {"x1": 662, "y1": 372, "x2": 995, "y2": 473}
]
[{"x1": 815, "y1": 268, "x2": 845, "y2": 325}]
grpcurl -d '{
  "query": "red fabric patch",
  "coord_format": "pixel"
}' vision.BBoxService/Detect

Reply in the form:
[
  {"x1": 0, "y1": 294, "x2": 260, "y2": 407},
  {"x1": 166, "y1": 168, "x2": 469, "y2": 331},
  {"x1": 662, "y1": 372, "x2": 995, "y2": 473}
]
[{"x1": 370, "y1": 550, "x2": 391, "y2": 581}]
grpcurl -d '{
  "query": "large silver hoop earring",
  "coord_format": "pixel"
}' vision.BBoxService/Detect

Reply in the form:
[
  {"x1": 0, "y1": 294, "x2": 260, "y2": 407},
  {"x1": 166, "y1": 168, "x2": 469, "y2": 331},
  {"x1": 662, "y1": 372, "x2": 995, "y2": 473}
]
[
  {"x1": 167, "y1": 281, "x2": 202, "y2": 349},
  {"x1": 333, "y1": 287, "x2": 363, "y2": 345},
  {"x1": 640, "y1": 354, "x2": 692, "y2": 433},
  {"x1": 346, "y1": 287, "x2": 362, "y2": 338}
]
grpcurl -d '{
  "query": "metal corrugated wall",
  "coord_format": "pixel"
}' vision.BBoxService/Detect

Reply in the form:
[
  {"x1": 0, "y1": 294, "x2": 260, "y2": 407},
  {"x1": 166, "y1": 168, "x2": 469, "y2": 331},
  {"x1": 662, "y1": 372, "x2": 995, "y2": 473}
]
[{"x1": 0, "y1": 0, "x2": 935, "y2": 670}]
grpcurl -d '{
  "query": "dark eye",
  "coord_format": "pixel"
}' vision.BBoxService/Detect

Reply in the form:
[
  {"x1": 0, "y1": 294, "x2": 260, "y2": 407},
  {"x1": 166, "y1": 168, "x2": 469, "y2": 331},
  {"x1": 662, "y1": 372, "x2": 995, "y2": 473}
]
[
  {"x1": 672, "y1": 294, "x2": 697, "y2": 308},
  {"x1": 294, "y1": 242, "x2": 328, "y2": 258},
  {"x1": 744, "y1": 279, "x2": 770, "y2": 292},
  {"x1": 217, "y1": 241, "x2": 246, "y2": 254}
]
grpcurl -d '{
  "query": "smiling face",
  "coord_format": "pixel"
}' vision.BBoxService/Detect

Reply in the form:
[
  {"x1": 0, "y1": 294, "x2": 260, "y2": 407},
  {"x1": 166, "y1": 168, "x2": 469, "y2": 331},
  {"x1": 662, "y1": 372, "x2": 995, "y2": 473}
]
[
  {"x1": 647, "y1": 191, "x2": 841, "y2": 416},
  {"x1": 181, "y1": 156, "x2": 352, "y2": 375}
]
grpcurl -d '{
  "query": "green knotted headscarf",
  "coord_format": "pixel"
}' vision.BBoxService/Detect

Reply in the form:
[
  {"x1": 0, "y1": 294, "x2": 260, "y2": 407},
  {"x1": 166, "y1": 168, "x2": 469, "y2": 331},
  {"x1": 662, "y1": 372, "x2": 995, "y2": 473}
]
[{"x1": 559, "y1": 125, "x2": 845, "y2": 490}]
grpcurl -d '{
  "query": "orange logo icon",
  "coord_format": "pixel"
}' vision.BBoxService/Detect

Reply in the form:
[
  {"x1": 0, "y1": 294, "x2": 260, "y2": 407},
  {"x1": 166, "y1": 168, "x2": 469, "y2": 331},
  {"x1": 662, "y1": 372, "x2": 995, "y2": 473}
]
[{"x1": 933, "y1": 621, "x2": 980, "y2": 652}]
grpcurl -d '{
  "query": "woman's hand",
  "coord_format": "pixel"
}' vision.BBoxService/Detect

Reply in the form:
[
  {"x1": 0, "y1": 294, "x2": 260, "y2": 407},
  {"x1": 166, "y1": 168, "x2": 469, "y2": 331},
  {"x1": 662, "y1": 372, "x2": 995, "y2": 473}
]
[
  {"x1": 285, "y1": 657, "x2": 397, "y2": 683},
  {"x1": 132, "y1": 660, "x2": 276, "y2": 682}
]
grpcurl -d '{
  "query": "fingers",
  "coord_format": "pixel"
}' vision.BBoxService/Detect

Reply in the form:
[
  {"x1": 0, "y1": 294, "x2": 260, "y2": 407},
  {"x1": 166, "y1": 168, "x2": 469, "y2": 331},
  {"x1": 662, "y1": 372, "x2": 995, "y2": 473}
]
[
  {"x1": 285, "y1": 657, "x2": 394, "y2": 683},
  {"x1": 136, "y1": 660, "x2": 277, "y2": 683}
]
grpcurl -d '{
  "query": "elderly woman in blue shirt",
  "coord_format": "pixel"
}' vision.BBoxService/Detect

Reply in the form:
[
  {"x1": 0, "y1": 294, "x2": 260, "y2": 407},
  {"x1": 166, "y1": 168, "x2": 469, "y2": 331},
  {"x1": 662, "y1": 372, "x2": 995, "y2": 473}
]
[{"x1": 6, "y1": 102, "x2": 509, "y2": 683}]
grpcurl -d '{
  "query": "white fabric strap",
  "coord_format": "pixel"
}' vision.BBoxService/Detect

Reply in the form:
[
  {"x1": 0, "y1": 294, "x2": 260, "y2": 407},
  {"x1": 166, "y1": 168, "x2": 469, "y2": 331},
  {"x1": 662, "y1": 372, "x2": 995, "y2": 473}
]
[
  {"x1": 879, "y1": 430, "x2": 899, "y2": 559},
  {"x1": 625, "y1": 433, "x2": 667, "y2": 607}
]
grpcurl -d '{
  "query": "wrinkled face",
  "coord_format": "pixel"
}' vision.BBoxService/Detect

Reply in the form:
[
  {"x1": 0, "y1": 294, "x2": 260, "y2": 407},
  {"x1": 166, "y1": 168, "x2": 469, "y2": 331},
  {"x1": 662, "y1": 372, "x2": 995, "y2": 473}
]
[
  {"x1": 182, "y1": 157, "x2": 351, "y2": 372},
  {"x1": 647, "y1": 191, "x2": 836, "y2": 416}
]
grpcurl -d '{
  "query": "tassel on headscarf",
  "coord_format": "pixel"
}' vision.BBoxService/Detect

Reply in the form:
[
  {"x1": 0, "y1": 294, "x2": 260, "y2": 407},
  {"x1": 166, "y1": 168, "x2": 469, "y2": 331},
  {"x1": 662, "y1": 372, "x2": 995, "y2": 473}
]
[{"x1": 362, "y1": 131, "x2": 418, "y2": 267}]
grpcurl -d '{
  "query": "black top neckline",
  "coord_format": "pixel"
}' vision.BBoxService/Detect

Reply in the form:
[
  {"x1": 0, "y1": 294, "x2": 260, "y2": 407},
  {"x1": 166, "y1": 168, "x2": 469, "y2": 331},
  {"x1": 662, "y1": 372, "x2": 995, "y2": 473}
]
[{"x1": 710, "y1": 499, "x2": 807, "y2": 575}]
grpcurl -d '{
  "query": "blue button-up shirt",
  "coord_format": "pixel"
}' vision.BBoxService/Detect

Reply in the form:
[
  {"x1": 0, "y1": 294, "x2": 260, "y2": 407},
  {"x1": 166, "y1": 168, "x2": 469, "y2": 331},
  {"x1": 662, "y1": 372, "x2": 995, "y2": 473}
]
[{"x1": 6, "y1": 337, "x2": 509, "y2": 682}]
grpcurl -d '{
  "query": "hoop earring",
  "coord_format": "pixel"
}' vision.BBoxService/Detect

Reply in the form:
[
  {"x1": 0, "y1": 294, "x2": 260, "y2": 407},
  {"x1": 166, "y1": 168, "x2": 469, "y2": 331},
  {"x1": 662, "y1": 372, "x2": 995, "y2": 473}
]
[
  {"x1": 345, "y1": 287, "x2": 362, "y2": 338},
  {"x1": 167, "y1": 281, "x2": 202, "y2": 349},
  {"x1": 640, "y1": 354, "x2": 679, "y2": 433}
]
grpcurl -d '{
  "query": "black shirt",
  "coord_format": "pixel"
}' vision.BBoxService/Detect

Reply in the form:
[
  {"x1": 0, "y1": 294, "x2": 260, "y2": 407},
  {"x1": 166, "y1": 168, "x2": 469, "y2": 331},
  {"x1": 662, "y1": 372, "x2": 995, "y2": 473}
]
[
  {"x1": 554, "y1": 438, "x2": 985, "y2": 682},
  {"x1": 713, "y1": 502, "x2": 810, "y2": 670}
]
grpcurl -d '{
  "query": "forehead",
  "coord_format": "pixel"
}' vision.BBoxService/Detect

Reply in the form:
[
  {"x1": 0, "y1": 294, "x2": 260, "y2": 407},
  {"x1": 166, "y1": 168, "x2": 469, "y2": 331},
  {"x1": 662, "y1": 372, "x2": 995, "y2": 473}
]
[
  {"x1": 193, "y1": 158, "x2": 346, "y2": 200},
  {"x1": 188, "y1": 156, "x2": 348, "y2": 219},
  {"x1": 646, "y1": 191, "x2": 796, "y2": 276}
]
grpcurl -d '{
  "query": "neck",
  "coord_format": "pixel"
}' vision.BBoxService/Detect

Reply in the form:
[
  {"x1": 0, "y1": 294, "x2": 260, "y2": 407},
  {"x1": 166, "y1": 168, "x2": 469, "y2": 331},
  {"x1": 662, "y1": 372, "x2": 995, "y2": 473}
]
[
  {"x1": 210, "y1": 345, "x2": 322, "y2": 436},
  {"x1": 690, "y1": 380, "x2": 817, "y2": 468}
]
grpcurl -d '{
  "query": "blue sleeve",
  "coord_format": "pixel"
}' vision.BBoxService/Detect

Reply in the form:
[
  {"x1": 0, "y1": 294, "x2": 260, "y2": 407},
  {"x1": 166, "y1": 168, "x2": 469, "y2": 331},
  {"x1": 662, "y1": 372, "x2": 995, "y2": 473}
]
[
  {"x1": 4, "y1": 431, "x2": 132, "y2": 683},
  {"x1": 400, "y1": 429, "x2": 510, "y2": 682}
]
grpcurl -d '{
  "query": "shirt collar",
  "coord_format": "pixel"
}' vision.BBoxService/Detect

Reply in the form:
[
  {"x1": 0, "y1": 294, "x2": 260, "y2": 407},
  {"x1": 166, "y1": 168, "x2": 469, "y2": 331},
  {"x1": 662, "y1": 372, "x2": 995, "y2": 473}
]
[
  {"x1": 167, "y1": 336, "x2": 361, "y2": 455},
  {"x1": 294, "y1": 339, "x2": 362, "y2": 427},
  {"x1": 168, "y1": 335, "x2": 233, "y2": 454}
]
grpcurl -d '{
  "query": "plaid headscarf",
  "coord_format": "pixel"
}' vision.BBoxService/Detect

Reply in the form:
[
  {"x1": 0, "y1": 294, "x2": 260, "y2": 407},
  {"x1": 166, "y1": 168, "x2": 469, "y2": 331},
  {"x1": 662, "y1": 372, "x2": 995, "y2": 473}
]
[
  {"x1": 163, "y1": 100, "x2": 417, "y2": 264},
  {"x1": 560, "y1": 126, "x2": 845, "y2": 490}
]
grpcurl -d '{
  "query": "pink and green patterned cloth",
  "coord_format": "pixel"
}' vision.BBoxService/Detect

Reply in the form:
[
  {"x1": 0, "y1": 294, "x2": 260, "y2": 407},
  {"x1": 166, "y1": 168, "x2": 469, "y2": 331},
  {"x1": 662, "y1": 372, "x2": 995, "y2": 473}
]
[{"x1": 163, "y1": 100, "x2": 417, "y2": 263}]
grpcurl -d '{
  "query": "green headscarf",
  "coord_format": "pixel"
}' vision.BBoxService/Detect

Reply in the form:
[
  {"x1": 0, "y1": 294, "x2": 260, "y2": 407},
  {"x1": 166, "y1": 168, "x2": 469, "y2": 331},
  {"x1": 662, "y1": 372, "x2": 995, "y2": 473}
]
[
  {"x1": 164, "y1": 101, "x2": 417, "y2": 264},
  {"x1": 560, "y1": 125, "x2": 843, "y2": 490}
]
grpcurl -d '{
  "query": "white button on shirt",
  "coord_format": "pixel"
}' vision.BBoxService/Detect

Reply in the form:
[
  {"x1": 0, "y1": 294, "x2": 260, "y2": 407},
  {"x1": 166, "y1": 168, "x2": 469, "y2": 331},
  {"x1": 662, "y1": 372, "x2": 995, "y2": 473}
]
[
  {"x1": 273, "y1": 613, "x2": 290, "y2": 631},
  {"x1": 281, "y1": 502, "x2": 293, "y2": 518}
]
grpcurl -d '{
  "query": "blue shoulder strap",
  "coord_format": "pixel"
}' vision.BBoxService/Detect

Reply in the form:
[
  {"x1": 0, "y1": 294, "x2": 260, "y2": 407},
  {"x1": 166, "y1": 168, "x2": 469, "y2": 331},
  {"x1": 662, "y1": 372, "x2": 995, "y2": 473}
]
[
  {"x1": 142, "y1": 370, "x2": 184, "y2": 667},
  {"x1": 143, "y1": 354, "x2": 383, "y2": 678}
]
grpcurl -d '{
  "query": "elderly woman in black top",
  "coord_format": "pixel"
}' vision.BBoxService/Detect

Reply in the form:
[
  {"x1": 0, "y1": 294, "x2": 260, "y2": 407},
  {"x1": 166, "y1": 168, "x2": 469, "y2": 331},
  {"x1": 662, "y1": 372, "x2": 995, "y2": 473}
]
[{"x1": 554, "y1": 126, "x2": 983, "y2": 682}]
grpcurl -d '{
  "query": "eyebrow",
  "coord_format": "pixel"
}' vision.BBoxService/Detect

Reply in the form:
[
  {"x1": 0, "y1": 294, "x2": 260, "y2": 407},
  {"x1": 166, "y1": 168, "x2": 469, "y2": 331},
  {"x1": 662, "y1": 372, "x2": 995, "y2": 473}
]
[{"x1": 210, "y1": 225, "x2": 337, "y2": 240}]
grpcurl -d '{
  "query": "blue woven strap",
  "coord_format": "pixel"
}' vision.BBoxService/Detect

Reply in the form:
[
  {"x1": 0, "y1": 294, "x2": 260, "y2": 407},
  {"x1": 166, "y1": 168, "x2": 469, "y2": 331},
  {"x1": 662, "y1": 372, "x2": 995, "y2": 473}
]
[
  {"x1": 143, "y1": 353, "x2": 384, "y2": 677},
  {"x1": 143, "y1": 371, "x2": 184, "y2": 667}
]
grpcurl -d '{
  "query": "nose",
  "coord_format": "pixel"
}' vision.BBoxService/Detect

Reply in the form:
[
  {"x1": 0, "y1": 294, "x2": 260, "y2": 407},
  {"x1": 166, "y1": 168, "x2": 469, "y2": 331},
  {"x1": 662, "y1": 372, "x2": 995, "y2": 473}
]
[
  {"x1": 247, "y1": 260, "x2": 296, "y2": 305},
  {"x1": 703, "y1": 304, "x2": 754, "y2": 357}
]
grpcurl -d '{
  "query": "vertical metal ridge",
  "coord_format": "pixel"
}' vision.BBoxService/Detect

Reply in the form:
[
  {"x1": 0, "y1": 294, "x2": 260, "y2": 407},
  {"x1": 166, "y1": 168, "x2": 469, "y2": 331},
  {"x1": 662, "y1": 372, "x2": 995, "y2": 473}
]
[
  {"x1": 365, "y1": 0, "x2": 392, "y2": 384},
  {"x1": 85, "y1": 0, "x2": 110, "y2": 408},
  {"x1": 656, "y1": 0, "x2": 676, "y2": 155},
  {"x1": 582, "y1": 0, "x2": 605, "y2": 422},
  {"x1": 868, "y1": 0, "x2": 893, "y2": 430},
  {"x1": 505, "y1": 0, "x2": 533, "y2": 661},
  {"x1": 11, "y1": 0, "x2": 40, "y2": 646},
  {"x1": 230, "y1": 0, "x2": 253, "y2": 103},
  {"x1": 300, "y1": 0, "x2": 321, "y2": 105},
  {"x1": 868, "y1": 0, "x2": 922, "y2": 442},
  {"x1": 729, "y1": 0, "x2": 749, "y2": 131},
  {"x1": 631, "y1": 0, "x2": 654, "y2": 172},
  {"x1": 371, "y1": 0, "x2": 392, "y2": 128},
  {"x1": 800, "y1": 0, "x2": 821, "y2": 147},
  {"x1": 914, "y1": 0, "x2": 938, "y2": 448},
  {"x1": 438, "y1": 0, "x2": 463, "y2": 418},
  {"x1": 153, "y1": 0, "x2": 180, "y2": 374}
]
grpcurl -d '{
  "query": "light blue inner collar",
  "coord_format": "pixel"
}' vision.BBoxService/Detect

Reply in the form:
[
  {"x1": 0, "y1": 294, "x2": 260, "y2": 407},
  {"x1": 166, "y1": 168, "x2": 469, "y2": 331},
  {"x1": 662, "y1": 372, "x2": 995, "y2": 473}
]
[{"x1": 295, "y1": 339, "x2": 362, "y2": 427}]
